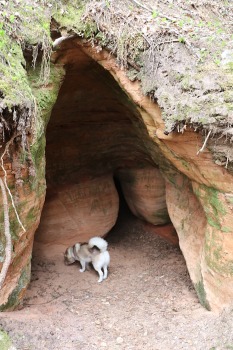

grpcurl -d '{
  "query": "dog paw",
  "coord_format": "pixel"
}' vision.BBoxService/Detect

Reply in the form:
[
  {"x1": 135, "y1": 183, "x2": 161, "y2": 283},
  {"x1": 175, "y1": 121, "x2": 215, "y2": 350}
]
[
  {"x1": 98, "y1": 279, "x2": 103, "y2": 283},
  {"x1": 79, "y1": 269, "x2": 85, "y2": 272}
]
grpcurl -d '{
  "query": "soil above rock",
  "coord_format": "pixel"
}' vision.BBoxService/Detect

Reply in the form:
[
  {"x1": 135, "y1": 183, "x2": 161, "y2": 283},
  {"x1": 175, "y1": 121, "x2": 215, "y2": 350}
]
[{"x1": 1, "y1": 204, "x2": 233, "y2": 350}]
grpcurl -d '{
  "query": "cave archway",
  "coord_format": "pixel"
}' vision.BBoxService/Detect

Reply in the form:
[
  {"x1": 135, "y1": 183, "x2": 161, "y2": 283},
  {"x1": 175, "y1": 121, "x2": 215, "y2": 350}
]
[
  {"x1": 35, "y1": 46, "x2": 174, "y2": 249},
  {"x1": 31, "y1": 38, "x2": 218, "y2": 311}
]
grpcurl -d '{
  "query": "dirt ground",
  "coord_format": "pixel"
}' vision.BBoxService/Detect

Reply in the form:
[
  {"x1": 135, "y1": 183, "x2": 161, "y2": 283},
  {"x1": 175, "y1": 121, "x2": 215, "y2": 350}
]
[{"x1": 1, "y1": 205, "x2": 233, "y2": 350}]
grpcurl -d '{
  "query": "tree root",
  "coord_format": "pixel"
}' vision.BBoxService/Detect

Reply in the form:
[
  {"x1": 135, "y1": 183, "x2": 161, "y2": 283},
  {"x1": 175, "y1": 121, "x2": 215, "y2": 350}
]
[{"x1": 0, "y1": 177, "x2": 12, "y2": 289}]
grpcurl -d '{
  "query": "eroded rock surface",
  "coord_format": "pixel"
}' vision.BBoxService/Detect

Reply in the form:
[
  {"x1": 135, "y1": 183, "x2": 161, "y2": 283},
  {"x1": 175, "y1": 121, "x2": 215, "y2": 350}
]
[
  {"x1": 36, "y1": 176, "x2": 119, "y2": 245},
  {"x1": 0, "y1": 148, "x2": 46, "y2": 311},
  {"x1": 117, "y1": 167, "x2": 170, "y2": 225}
]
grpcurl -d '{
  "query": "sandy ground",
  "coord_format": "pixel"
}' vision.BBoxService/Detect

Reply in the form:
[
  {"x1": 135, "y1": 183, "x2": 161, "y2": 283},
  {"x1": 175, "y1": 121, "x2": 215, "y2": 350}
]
[{"x1": 1, "y1": 206, "x2": 233, "y2": 350}]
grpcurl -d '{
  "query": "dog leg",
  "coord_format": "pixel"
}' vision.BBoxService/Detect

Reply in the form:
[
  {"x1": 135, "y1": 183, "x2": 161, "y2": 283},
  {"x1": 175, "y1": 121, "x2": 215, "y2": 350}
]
[
  {"x1": 103, "y1": 266, "x2": 108, "y2": 280},
  {"x1": 97, "y1": 269, "x2": 104, "y2": 283},
  {"x1": 79, "y1": 260, "x2": 86, "y2": 272}
]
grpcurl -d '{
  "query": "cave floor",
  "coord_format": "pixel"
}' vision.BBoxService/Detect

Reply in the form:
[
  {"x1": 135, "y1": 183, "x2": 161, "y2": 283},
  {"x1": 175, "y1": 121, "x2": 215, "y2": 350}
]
[{"x1": 1, "y1": 211, "x2": 233, "y2": 350}]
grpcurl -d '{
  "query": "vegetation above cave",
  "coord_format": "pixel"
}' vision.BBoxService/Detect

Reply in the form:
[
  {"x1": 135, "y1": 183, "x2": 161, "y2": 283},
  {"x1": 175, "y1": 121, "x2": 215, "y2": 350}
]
[{"x1": 0, "y1": 0, "x2": 232, "y2": 141}]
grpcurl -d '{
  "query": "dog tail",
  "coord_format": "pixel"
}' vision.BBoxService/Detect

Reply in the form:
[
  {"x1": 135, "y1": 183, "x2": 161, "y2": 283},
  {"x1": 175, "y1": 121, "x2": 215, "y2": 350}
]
[{"x1": 88, "y1": 237, "x2": 108, "y2": 253}]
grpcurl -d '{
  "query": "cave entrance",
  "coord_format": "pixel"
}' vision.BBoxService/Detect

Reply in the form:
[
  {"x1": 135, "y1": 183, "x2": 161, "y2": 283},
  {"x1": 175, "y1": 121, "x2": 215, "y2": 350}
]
[
  {"x1": 35, "y1": 45, "x2": 177, "y2": 252},
  {"x1": 27, "y1": 42, "x2": 195, "y2": 320}
]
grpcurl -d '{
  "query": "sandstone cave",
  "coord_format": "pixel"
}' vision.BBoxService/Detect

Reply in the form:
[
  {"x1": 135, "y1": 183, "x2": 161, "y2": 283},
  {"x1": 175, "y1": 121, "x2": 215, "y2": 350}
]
[
  {"x1": 1, "y1": 2, "x2": 233, "y2": 348},
  {"x1": 1, "y1": 38, "x2": 233, "y2": 314},
  {"x1": 35, "y1": 47, "x2": 173, "y2": 250},
  {"x1": 32, "y1": 38, "x2": 233, "y2": 313}
]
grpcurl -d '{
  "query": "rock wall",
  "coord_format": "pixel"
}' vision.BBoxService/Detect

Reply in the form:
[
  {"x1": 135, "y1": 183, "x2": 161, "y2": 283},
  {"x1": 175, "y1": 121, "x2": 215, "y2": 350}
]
[
  {"x1": 165, "y1": 174, "x2": 208, "y2": 307},
  {"x1": 117, "y1": 167, "x2": 170, "y2": 225},
  {"x1": 0, "y1": 145, "x2": 46, "y2": 311},
  {"x1": 166, "y1": 173, "x2": 233, "y2": 310},
  {"x1": 36, "y1": 175, "x2": 119, "y2": 246},
  {"x1": 0, "y1": 65, "x2": 64, "y2": 310}
]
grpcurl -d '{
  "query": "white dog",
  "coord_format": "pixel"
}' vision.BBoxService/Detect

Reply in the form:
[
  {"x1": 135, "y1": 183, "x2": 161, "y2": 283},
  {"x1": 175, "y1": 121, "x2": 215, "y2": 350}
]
[{"x1": 64, "y1": 237, "x2": 110, "y2": 283}]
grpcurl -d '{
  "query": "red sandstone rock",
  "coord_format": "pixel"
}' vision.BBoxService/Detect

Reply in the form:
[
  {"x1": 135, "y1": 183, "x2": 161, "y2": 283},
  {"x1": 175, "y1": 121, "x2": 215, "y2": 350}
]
[
  {"x1": 36, "y1": 175, "x2": 119, "y2": 246},
  {"x1": 117, "y1": 167, "x2": 170, "y2": 226}
]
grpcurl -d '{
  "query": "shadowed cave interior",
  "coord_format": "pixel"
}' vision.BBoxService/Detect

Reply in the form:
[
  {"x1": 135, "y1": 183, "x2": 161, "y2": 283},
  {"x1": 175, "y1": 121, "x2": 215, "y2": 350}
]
[{"x1": 34, "y1": 48, "x2": 178, "y2": 253}]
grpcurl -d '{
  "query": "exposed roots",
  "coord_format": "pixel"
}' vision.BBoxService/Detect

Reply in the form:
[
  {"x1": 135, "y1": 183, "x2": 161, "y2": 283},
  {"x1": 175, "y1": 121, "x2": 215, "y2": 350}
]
[
  {"x1": 0, "y1": 138, "x2": 26, "y2": 233},
  {"x1": 197, "y1": 129, "x2": 212, "y2": 155},
  {"x1": 39, "y1": 33, "x2": 52, "y2": 85},
  {"x1": 0, "y1": 177, "x2": 11, "y2": 289}
]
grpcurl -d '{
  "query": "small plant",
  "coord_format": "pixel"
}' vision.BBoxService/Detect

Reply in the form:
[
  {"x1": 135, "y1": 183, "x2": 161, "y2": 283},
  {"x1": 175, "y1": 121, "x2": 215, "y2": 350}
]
[
  {"x1": 178, "y1": 36, "x2": 185, "y2": 43},
  {"x1": 152, "y1": 9, "x2": 158, "y2": 19},
  {"x1": 9, "y1": 14, "x2": 15, "y2": 23},
  {"x1": 178, "y1": 19, "x2": 185, "y2": 28}
]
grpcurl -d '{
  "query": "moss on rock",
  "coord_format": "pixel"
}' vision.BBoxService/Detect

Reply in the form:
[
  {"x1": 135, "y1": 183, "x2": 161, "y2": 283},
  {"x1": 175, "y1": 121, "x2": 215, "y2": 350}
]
[
  {"x1": 194, "y1": 279, "x2": 211, "y2": 311},
  {"x1": 0, "y1": 261, "x2": 31, "y2": 311},
  {"x1": 0, "y1": 330, "x2": 15, "y2": 350},
  {"x1": 193, "y1": 184, "x2": 227, "y2": 231}
]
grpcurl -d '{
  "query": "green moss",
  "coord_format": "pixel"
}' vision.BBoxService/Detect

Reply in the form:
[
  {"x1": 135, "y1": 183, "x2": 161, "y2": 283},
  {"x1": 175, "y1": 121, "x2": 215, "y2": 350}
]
[
  {"x1": 0, "y1": 330, "x2": 13, "y2": 350},
  {"x1": 194, "y1": 279, "x2": 211, "y2": 310},
  {"x1": 2, "y1": 1, "x2": 51, "y2": 45},
  {"x1": 204, "y1": 226, "x2": 233, "y2": 276},
  {"x1": 27, "y1": 64, "x2": 65, "y2": 126},
  {"x1": 26, "y1": 207, "x2": 36, "y2": 223},
  {"x1": 207, "y1": 187, "x2": 226, "y2": 215},
  {"x1": 9, "y1": 219, "x2": 20, "y2": 241},
  {"x1": 0, "y1": 0, "x2": 59, "y2": 109},
  {"x1": 192, "y1": 184, "x2": 233, "y2": 275},
  {"x1": 194, "y1": 185, "x2": 227, "y2": 231},
  {"x1": 193, "y1": 186, "x2": 201, "y2": 197},
  {"x1": 0, "y1": 34, "x2": 33, "y2": 109},
  {"x1": 0, "y1": 1, "x2": 66, "y2": 113},
  {"x1": 26, "y1": 63, "x2": 64, "y2": 198},
  {"x1": 30, "y1": 134, "x2": 46, "y2": 170},
  {"x1": 206, "y1": 217, "x2": 221, "y2": 229},
  {"x1": 221, "y1": 227, "x2": 231, "y2": 233},
  {"x1": 53, "y1": 1, "x2": 96, "y2": 37},
  {"x1": 0, "y1": 261, "x2": 31, "y2": 311},
  {"x1": 25, "y1": 205, "x2": 40, "y2": 228}
]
